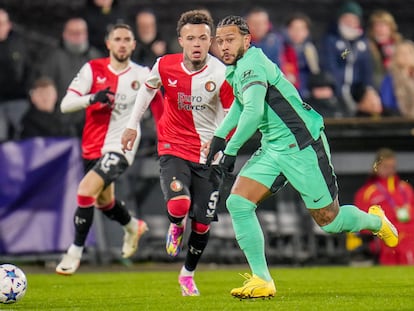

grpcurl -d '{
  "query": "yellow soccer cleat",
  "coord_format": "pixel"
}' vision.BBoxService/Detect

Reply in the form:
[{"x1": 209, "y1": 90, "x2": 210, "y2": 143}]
[
  {"x1": 230, "y1": 273, "x2": 276, "y2": 299},
  {"x1": 369, "y1": 205, "x2": 398, "y2": 248}
]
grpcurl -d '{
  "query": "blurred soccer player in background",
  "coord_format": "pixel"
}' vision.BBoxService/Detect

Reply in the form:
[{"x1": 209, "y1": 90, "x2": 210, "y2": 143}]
[
  {"x1": 355, "y1": 148, "x2": 414, "y2": 265},
  {"x1": 121, "y1": 10, "x2": 233, "y2": 296},
  {"x1": 207, "y1": 15, "x2": 398, "y2": 299},
  {"x1": 56, "y1": 24, "x2": 162, "y2": 275}
]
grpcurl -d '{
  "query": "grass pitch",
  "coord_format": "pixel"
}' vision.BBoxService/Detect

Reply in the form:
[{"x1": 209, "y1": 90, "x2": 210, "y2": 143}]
[{"x1": 3, "y1": 264, "x2": 414, "y2": 311}]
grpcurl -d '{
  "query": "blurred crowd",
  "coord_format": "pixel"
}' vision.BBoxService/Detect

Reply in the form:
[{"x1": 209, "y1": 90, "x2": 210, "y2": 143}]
[{"x1": 1, "y1": 0, "x2": 414, "y2": 143}]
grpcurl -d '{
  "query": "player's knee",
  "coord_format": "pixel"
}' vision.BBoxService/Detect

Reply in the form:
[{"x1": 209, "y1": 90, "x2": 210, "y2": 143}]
[
  {"x1": 191, "y1": 221, "x2": 210, "y2": 234},
  {"x1": 226, "y1": 194, "x2": 255, "y2": 216},
  {"x1": 167, "y1": 197, "x2": 191, "y2": 218}
]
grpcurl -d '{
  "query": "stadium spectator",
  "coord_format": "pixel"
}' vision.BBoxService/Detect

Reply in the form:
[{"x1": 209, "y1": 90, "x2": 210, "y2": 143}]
[
  {"x1": 38, "y1": 17, "x2": 102, "y2": 137},
  {"x1": 305, "y1": 71, "x2": 344, "y2": 118},
  {"x1": 121, "y1": 10, "x2": 234, "y2": 296},
  {"x1": 354, "y1": 148, "x2": 414, "y2": 265},
  {"x1": 39, "y1": 17, "x2": 102, "y2": 102},
  {"x1": 0, "y1": 8, "x2": 31, "y2": 141},
  {"x1": 207, "y1": 15, "x2": 398, "y2": 299},
  {"x1": 245, "y1": 6, "x2": 281, "y2": 66},
  {"x1": 82, "y1": 0, "x2": 126, "y2": 54},
  {"x1": 20, "y1": 77, "x2": 75, "y2": 139},
  {"x1": 132, "y1": 8, "x2": 169, "y2": 68},
  {"x1": 280, "y1": 12, "x2": 320, "y2": 98},
  {"x1": 56, "y1": 24, "x2": 163, "y2": 275},
  {"x1": 367, "y1": 10, "x2": 403, "y2": 90},
  {"x1": 380, "y1": 40, "x2": 414, "y2": 117},
  {"x1": 350, "y1": 83, "x2": 384, "y2": 117},
  {"x1": 320, "y1": 1, "x2": 374, "y2": 116}
]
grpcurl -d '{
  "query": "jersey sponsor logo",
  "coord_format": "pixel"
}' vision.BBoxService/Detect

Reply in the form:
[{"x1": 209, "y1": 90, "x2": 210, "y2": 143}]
[
  {"x1": 241, "y1": 69, "x2": 258, "y2": 82},
  {"x1": 131, "y1": 80, "x2": 140, "y2": 90},
  {"x1": 242, "y1": 69, "x2": 254, "y2": 79},
  {"x1": 168, "y1": 78, "x2": 178, "y2": 87},
  {"x1": 177, "y1": 92, "x2": 206, "y2": 111},
  {"x1": 205, "y1": 81, "x2": 216, "y2": 92},
  {"x1": 170, "y1": 178, "x2": 183, "y2": 192},
  {"x1": 96, "y1": 76, "x2": 107, "y2": 84}
]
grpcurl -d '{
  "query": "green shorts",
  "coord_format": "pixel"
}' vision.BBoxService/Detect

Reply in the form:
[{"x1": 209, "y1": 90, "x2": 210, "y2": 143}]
[{"x1": 239, "y1": 132, "x2": 338, "y2": 209}]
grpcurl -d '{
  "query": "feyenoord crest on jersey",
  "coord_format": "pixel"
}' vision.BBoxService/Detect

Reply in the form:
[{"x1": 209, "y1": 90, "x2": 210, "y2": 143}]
[
  {"x1": 131, "y1": 80, "x2": 140, "y2": 90},
  {"x1": 205, "y1": 81, "x2": 216, "y2": 92}
]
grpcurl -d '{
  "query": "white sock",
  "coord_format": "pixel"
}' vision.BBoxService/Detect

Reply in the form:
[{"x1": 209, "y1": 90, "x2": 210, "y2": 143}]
[
  {"x1": 124, "y1": 217, "x2": 138, "y2": 232},
  {"x1": 180, "y1": 266, "x2": 194, "y2": 277},
  {"x1": 68, "y1": 244, "x2": 83, "y2": 259}
]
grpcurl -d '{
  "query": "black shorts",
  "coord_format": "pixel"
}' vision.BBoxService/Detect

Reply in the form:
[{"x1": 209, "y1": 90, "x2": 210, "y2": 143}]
[
  {"x1": 83, "y1": 152, "x2": 129, "y2": 188},
  {"x1": 159, "y1": 155, "x2": 219, "y2": 224}
]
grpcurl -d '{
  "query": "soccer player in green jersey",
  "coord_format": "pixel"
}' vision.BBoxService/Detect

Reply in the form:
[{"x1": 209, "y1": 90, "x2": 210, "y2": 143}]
[{"x1": 206, "y1": 15, "x2": 399, "y2": 299}]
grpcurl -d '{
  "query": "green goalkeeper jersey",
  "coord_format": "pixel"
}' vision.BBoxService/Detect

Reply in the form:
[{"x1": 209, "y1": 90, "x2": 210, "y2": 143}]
[{"x1": 215, "y1": 47, "x2": 324, "y2": 156}]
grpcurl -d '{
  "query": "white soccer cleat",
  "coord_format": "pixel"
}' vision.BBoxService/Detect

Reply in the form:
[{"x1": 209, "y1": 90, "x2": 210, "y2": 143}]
[
  {"x1": 122, "y1": 219, "x2": 149, "y2": 258},
  {"x1": 56, "y1": 253, "x2": 81, "y2": 275}
]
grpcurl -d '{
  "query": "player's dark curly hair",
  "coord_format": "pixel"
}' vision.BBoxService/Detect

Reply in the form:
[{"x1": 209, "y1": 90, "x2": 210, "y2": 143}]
[
  {"x1": 176, "y1": 10, "x2": 214, "y2": 36},
  {"x1": 217, "y1": 15, "x2": 250, "y2": 35}
]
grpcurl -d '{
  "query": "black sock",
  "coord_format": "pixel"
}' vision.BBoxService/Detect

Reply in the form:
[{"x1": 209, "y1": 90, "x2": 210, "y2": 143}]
[
  {"x1": 168, "y1": 214, "x2": 185, "y2": 224},
  {"x1": 74, "y1": 206, "x2": 94, "y2": 246},
  {"x1": 184, "y1": 231, "x2": 210, "y2": 271},
  {"x1": 101, "y1": 200, "x2": 131, "y2": 226}
]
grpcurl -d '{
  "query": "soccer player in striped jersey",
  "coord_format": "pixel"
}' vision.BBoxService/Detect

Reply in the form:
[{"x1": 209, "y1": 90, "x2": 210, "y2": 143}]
[
  {"x1": 207, "y1": 15, "x2": 398, "y2": 299},
  {"x1": 56, "y1": 24, "x2": 162, "y2": 275},
  {"x1": 122, "y1": 10, "x2": 234, "y2": 296}
]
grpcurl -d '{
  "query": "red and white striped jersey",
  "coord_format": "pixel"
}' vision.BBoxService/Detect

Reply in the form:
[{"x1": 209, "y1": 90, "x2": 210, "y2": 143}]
[
  {"x1": 62, "y1": 57, "x2": 152, "y2": 164},
  {"x1": 146, "y1": 53, "x2": 234, "y2": 163}
]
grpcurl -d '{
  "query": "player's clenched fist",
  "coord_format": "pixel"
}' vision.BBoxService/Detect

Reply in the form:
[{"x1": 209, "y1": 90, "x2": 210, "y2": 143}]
[
  {"x1": 89, "y1": 86, "x2": 115, "y2": 106},
  {"x1": 121, "y1": 128, "x2": 137, "y2": 153}
]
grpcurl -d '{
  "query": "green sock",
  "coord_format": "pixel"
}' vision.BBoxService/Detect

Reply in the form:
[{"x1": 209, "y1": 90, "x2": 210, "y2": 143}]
[
  {"x1": 226, "y1": 194, "x2": 272, "y2": 281},
  {"x1": 322, "y1": 205, "x2": 381, "y2": 233}
]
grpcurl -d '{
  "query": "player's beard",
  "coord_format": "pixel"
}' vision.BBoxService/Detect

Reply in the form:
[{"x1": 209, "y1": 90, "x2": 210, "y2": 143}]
[
  {"x1": 191, "y1": 59, "x2": 203, "y2": 70},
  {"x1": 223, "y1": 45, "x2": 245, "y2": 66},
  {"x1": 113, "y1": 51, "x2": 131, "y2": 63},
  {"x1": 184, "y1": 53, "x2": 207, "y2": 71},
  {"x1": 234, "y1": 45, "x2": 245, "y2": 64}
]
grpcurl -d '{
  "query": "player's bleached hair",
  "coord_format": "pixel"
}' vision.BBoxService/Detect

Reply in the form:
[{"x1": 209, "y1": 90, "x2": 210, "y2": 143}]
[
  {"x1": 217, "y1": 15, "x2": 250, "y2": 35},
  {"x1": 176, "y1": 10, "x2": 214, "y2": 36},
  {"x1": 106, "y1": 23, "x2": 134, "y2": 40}
]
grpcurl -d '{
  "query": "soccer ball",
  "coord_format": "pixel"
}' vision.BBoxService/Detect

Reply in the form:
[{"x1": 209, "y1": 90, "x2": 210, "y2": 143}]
[{"x1": 0, "y1": 264, "x2": 28, "y2": 304}]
